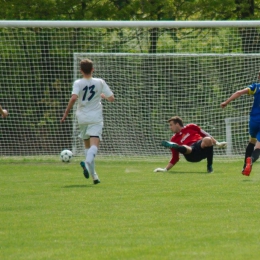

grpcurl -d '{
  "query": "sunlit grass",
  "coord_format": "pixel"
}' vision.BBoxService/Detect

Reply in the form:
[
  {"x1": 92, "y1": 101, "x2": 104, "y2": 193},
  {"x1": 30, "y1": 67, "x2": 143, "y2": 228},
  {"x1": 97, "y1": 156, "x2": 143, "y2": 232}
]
[{"x1": 0, "y1": 158, "x2": 260, "y2": 260}]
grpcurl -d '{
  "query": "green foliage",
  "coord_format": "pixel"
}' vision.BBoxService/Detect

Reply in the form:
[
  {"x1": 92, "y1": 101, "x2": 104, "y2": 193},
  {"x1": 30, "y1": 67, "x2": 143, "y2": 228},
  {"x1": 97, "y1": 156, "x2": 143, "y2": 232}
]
[
  {"x1": 1, "y1": 0, "x2": 260, "y2": 21},
  {"x1": 1, "y1": 0, "x2": 57, "y2": 19}
]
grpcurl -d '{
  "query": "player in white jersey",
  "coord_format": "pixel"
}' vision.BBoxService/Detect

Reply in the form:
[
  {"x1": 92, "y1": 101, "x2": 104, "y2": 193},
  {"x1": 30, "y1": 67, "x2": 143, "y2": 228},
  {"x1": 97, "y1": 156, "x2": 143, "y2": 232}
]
[{"x1": 61, "y1": 59, "x2": 115, "y2": 184}]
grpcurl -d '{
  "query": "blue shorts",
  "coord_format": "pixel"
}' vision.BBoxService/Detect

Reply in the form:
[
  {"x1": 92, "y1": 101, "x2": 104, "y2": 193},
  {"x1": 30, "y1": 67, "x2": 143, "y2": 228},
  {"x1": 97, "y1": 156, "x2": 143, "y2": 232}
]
[{"x1": 249, "y1": 119, "x2": 260, "y2": 141}]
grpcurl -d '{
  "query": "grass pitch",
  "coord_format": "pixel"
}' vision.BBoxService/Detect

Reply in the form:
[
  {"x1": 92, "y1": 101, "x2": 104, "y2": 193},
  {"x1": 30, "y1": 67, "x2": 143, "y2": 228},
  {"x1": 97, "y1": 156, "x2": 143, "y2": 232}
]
[{"x1": 0, "y1": 157, "x2": 260, "y2": 260}]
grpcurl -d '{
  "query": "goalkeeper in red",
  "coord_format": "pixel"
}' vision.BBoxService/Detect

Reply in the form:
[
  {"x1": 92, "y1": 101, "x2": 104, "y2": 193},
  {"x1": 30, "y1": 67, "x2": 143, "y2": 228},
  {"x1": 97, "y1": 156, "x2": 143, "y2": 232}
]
[{"x1": 154, "y1": 116, "x2": 227, "y2": 173}]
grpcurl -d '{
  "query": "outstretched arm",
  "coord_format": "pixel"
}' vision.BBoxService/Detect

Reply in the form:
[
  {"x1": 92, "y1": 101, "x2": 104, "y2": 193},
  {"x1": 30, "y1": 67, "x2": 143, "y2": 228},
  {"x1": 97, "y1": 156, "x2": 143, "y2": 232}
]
[
  {"x1": 61, "y1": 94, "x2": 78, "y2": 123},
  {"x1": 154, "y1": 162, "x2": 174, "y2": 172},
  {"x1": 155, "y1": 140, "x2": 180, "y2": 172},
  {"x1": 101, "y1": 93, "x2": 115, "y2": 102},
  {"x1": 221, "y1": 88, "x2": 249, "y2": 108}
]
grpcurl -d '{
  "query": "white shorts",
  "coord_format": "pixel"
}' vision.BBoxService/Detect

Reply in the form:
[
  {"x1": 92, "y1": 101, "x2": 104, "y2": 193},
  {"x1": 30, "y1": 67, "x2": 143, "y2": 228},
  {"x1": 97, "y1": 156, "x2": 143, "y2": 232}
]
[{"x1": 78, "y1": 122, "x2": 103, "y2": 140}]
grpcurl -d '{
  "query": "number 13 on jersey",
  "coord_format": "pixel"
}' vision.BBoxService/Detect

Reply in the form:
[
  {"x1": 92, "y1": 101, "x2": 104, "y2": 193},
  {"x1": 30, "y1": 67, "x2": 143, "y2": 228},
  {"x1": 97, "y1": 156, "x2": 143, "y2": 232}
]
[{"x1": 82, "y1": 85, "x2": 95, "y2": 101}]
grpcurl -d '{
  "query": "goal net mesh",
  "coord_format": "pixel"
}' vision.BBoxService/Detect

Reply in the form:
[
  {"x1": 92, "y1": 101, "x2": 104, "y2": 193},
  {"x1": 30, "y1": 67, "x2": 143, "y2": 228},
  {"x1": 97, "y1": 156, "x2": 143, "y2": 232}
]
[{"x1": 0, "y1": 23, "x2": 258, "y2": 160}]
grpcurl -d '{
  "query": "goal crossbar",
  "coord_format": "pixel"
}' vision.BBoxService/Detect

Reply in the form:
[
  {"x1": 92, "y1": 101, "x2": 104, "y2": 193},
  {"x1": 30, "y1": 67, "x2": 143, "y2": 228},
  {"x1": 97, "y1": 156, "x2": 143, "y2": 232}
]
[{"x1": 2, "y1": 20, "x2": 260, "y2": 28}]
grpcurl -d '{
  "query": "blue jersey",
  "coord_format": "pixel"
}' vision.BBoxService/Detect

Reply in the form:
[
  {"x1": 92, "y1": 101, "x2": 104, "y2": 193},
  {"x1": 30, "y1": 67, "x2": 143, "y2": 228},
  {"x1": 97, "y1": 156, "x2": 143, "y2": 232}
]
[{"x1": 248, "y1": 83, "x2": 260, "y2": 122}]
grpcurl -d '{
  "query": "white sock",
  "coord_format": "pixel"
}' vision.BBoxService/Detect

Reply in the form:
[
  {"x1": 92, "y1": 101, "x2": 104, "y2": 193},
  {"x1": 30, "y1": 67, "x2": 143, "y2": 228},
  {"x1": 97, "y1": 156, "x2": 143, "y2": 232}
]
[
  {"x1": 86, "y1": 145, "x2": 97, "y2": 164},
  {"x1": 87, "y1": 162, "x2": 99, "y2": 180},
  {"x1": 84, "y1": 148, "x2": 89, "y2": 159},
  {"x1": 91, "y1": 160, "x2": 99, "y2": 180},
  {"x1": 85, "y1": 149, "x2": 99, "y2": 180},
  {"x1": 86, "y1": 145, "x2": 98, "y2": 179}
]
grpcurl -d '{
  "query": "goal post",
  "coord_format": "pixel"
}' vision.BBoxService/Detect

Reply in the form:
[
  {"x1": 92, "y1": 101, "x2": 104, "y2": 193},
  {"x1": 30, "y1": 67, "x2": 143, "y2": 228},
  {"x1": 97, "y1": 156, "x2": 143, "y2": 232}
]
[
  {"x1": 225, "y1": 116, "x2": 249, "y2": 156},
  {"x1": 0, "y1": 20, "x2": 260, "y2": 160}
]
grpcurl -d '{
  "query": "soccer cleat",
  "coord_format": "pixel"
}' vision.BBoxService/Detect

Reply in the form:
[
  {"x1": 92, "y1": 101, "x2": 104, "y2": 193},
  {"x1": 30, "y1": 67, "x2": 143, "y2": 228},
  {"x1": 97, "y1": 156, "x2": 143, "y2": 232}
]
[
  {"x1": 161, "y1": 140, "x2": 179, "y2": 149},
  {"x1": 93, "y1": 179, "x2": 100, "y2": 185},
  {"x1": 207, "y1": 165, "x2": 213, "y2": 173},
  {"x1": 80, "y1": 161, "x2": 89, "y2": 179},
  {"x1": 242, "y1": 157, "x2": 252, "y2": 176}
]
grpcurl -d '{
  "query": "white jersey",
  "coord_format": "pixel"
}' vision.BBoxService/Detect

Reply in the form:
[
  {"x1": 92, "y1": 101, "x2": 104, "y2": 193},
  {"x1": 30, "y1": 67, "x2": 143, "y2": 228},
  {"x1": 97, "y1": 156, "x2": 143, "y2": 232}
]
[{"x1": 72, "y1": 77, "x2": 113, "y2": 125}]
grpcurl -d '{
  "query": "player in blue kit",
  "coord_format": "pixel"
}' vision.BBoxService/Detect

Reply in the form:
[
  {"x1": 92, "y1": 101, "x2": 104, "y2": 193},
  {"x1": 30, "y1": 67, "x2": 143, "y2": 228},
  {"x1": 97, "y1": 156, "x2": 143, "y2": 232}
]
[{"x1": 221, "y1": 75, "x2": 260, "y2": 176}]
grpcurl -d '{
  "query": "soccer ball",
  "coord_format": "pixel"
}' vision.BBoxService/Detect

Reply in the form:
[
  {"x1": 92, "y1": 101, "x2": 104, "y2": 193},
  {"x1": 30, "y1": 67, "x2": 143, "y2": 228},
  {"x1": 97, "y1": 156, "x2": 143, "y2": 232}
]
[{"x1": 60, "y1": 149, "x2": 73, "y2": 162}]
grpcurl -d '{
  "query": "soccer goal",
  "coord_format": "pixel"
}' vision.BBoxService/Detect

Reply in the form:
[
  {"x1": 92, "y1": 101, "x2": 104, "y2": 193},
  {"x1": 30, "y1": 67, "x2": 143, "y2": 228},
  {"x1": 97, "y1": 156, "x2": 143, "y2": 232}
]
[
  {"x1": 72, "y1": 52, "x2": 257, "y2": 159},
  {"x1": 0, "y1": 20, "x2": 260, "y2": 160}
]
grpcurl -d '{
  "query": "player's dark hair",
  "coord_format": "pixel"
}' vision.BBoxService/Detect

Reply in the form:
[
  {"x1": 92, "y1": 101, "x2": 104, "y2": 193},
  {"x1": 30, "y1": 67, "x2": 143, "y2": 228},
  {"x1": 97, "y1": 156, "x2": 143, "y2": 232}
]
[
  {"x1": 168, "y1": 116, "x2": 184, "y2": 127},
  {"x1": 80, "y1": 59, "x2": 93, "y2": 74}
]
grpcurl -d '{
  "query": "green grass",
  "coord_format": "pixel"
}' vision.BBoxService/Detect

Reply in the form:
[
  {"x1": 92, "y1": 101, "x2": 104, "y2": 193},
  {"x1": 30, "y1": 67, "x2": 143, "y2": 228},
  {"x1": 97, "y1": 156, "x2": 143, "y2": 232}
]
[{"x1": 0, "y1": 157, "x2": 260, "y2": 260}]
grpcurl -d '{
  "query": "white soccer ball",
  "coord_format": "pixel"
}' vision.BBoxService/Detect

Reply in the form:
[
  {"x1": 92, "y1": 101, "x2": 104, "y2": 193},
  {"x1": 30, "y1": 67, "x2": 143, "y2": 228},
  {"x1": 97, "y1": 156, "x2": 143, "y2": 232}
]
[{"x1": 60, "y1": 149, "x2": 73, "y2": 162}]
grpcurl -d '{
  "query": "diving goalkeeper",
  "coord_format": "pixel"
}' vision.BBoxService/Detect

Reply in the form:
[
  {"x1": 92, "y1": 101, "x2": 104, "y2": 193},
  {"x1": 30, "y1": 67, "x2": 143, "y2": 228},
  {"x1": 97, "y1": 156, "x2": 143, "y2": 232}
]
[{"x1": 154, "y1": 116, "x2": 227, "y2": 173}]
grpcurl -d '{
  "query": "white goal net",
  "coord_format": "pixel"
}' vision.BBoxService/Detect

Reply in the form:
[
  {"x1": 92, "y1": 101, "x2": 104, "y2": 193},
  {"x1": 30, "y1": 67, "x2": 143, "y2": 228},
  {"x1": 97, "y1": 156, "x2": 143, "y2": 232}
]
[
  {"x1": 0, "y1": 21, "x2": 259, "y2": 160},
  {"x1": 73, "y1": 52, "x2": 256, "y2": 159}
]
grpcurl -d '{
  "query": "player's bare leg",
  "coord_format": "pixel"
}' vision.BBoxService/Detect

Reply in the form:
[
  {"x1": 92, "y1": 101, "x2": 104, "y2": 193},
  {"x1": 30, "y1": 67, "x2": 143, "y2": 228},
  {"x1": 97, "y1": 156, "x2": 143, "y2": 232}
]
[{"x1": 201, "y1": 137, "x2": 214, "y2": 148}]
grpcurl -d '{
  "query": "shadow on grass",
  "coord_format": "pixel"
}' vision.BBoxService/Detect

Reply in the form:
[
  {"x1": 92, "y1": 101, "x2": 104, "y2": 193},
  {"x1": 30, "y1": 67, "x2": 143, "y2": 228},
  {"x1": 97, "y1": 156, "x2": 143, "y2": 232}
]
[
  {"x1": 62, "y1": 184, "x2": 90, "y2": 188},
  {"x1": 242, "y1": 179, "x2": 254, "y2": 182},
  {"x1": 168, "y1": 171, "x2": 209, "y2": 174}
]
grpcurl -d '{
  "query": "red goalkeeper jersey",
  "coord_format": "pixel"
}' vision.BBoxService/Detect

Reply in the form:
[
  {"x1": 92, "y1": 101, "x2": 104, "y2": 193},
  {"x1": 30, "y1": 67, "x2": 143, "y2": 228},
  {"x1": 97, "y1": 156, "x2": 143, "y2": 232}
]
[{"x1": 169, "y1": 124, "x2": 210, "y2": 165}]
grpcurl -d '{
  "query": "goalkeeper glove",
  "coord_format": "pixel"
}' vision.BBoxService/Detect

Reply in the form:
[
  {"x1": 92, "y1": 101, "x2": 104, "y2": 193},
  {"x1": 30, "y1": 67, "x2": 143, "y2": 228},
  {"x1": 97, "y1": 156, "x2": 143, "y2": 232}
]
[
  {"x1": 215, "y1": 141, "x2": 227, "y2": 148},
  {"x1": 153, "y1": 168, "x2": 167, "y2": 172}
]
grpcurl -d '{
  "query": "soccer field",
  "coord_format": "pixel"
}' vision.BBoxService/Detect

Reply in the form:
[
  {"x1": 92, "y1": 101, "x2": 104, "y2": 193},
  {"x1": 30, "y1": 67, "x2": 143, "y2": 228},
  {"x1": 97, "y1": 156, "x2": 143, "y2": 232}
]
[{"x1": 0, "y1": 157, "x2": 260, "y2": 260}]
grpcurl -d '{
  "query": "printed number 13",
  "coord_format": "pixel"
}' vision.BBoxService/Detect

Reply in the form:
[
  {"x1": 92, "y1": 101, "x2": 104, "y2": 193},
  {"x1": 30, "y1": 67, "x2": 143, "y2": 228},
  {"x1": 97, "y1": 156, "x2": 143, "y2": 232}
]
[{"x1": 82, "y1": 85, "x2": 95, "y2": 101}]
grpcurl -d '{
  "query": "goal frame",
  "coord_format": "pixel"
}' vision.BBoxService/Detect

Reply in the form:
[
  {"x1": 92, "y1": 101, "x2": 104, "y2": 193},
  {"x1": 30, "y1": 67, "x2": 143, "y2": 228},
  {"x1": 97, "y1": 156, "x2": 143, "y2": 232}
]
[
  {"x1": 1, "y1": 20, "x2": 260, "y2": 159},
  {"x1": 2, "y1": 20, "x2": 260, "y2": 28}
]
